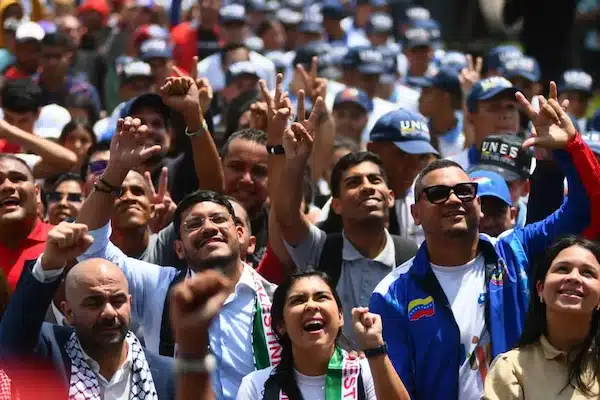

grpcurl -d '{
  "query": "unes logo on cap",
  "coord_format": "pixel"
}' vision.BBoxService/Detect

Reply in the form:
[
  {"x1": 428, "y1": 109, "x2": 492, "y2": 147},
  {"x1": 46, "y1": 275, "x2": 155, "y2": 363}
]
[
  {"x1": 471, "y1": 176, "x2": 491, "y2": 185},
  {"x1": 564, "y1": 71, "x2": 592, "y2": 88},
  {"x1": 481, "y1": 141, "x2": 519, "y2": 159},
  {"x1": 399, "y1": 120, "x2": 429, "y2": 135},
  {"x1": 479, "y1": 76, "x2": 512, "y2": 92}
]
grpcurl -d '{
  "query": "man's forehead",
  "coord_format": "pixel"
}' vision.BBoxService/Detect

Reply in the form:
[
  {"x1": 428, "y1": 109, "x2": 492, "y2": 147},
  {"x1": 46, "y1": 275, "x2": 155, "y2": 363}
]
[
  {"x1": 480, "y1": 92, "x2": 517, "y2": 105},
  {"x1": 185, "y1": 201, "x2": 230, "y2": 217},
  {"x1": 422, "y1": 166, "x2": 469, "y2": 186},
  {"x1": 123, "y1": 170, "x2": 146, "y2": 187},
  {"x1": 0, "y1": 158, "x2": 33, "y2": 179},
  {"x1": 343, "y1": 161, "x2": 384, "y2": 178}
]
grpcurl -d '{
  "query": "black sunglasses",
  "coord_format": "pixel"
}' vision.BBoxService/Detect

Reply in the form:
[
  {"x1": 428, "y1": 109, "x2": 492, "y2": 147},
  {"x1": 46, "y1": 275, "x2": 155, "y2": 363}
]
[
  {"x1": 419, "y1": 182, "x2": 478, "y2": 204},
  {"x1": 88, "y1": 160, "x2": 108, "y2": 176},
  {"x1": 47, "y1": 192, "x2": 83, "y2": 203}
]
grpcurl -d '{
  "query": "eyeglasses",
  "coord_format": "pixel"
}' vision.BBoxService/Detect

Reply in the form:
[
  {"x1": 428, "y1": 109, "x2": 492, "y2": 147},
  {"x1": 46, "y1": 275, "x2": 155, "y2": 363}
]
[
  {"x1": 182, "y1": 214, "x2": 233, "y2": 232},
  {"x1": 47, "y1": 192, "x2": 83, "y2": 203},
  {"x1": 419, "y1": 182, "x2": 478, "y2": 204},
  {"x1": 88, "y1": 160, "x2": 108, "y2": 176}
]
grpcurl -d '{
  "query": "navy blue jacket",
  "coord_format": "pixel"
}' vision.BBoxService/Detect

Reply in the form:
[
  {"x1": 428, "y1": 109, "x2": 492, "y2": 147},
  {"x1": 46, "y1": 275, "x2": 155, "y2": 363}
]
[{"x1": 0, "y1": 261, "x2": 175, "y2": 400}]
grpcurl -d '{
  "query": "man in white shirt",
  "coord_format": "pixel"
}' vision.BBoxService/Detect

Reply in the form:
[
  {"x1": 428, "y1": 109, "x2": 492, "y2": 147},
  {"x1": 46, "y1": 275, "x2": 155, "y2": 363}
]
[
  {"x1": 0, "y1": 223, "x2": 174, "y2": 400},
  {"x1": 74, "y1": 116, "x2": 278, "y2": 400},
  {"x1": 196, "y1": 4, "x2": 275, "y2": 92}
]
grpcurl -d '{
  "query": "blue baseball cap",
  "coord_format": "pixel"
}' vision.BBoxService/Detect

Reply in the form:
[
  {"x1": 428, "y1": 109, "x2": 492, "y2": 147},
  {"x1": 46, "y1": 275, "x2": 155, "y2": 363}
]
[
  {"x1": 322, "y1": 0, "x2": 345, "y2": 19},
  {"x1": 468, "y1": 169, "x2": 512, "y2": 206},
  {"x1": 501, "y1": 56, "x2": 540, "y2": 82},
  {"x1": 225, "y1": 61, "x2": 260, "y2": 86},
  {"x1": 404, "y1": 6, "x2": 430, "y2": 22},
  {"x1": 486, "y1": 45, "x2": 522, "y2": 71},
  {"x1": 333, "y1": 87, "x2": 373, "y2": 113},
  {"x1": 120, "y1": 93, "x2": 170, "y2": 124},
  {"x1": 366, "y1": 12, "x2": 393, "y2": 34},
  {"x1": 415, "y1": 67, "x2": 462, "y2": 96},
  {"x1": 438, "y1": 51, "x2": 468, "y2": 73},
  {"x1": 139, "y1": 39, "x2": 172, "y2": 60},
  {"x1": 119, "y1": 60, "x2": 152, "y2": 82},
  {"x1": 343, "y1": 47, "x2": 386, "y2": 75},
  {"x1": 219, "y1": 4, "x2": 247, "y2": 24},
  {"x1": 369, "y1": 109, "x2": 439, "y2": 155},
  {"x1": 299, "y1": 18, "x2": 324, "y2": 34},
  {"x1": 588, "y1": 109, "x2": 600, "y2": 132},
  {"x1": 558, "y1": 69, "x2": 593, "y2": 95},
  {"x1": 293, "y1": 41, "x2": 331, "y2": 70},
  {"x1": 276, "y1": 8, "x2": 303, "y2": 25},
  {"x1": 467, "y1": 76, "x2": 518, "y2": 113},
  {"x1": 403, "y1": 26, "x2": 433, "y2": 49},
  {"x1": 582, "y1": 131, "x2": 600, "y2": 156}
]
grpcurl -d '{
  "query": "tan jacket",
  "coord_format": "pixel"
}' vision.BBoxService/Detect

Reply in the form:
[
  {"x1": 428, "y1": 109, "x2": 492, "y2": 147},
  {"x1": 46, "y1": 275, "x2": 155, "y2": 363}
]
[{"x1": 484, "y1": 336, "x2": 600, "y2": 400}]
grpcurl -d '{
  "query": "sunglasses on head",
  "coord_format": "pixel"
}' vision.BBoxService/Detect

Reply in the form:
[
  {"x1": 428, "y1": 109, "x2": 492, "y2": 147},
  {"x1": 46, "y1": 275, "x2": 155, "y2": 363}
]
[
  {"x1": 88, "y1": 160, "x2": 108, "y2": 176},
  {"x1": 419, "y1": 182, "x2": 478, "y2": 204},
  {"x1": 47, "y1": 192, "x2": 83, "y2": 203}
]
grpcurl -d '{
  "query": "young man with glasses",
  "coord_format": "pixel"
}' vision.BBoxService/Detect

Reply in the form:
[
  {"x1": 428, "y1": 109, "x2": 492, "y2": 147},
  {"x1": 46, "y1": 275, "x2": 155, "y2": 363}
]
[{"x1": 370, "y1": 85, "x2": 600, "y2": 400}]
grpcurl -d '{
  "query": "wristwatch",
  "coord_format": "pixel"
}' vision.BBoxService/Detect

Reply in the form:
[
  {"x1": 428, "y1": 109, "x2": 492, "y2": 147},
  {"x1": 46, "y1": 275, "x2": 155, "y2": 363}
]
[
  {"x1": 266, "y1": 144, "x2": 285, "y2": 155},
  {"x1": 364, "y1": 342, "x2": 388, "y2": 359},
  {"x1": 185, "y1": 119, "x2": 210, "y2": 137}
]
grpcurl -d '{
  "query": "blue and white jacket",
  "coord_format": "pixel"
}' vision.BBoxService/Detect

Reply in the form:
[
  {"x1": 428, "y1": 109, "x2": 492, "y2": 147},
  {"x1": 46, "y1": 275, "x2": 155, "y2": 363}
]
[{"x1": 370, "y1": 146, "x2": 593, "y2": 400}]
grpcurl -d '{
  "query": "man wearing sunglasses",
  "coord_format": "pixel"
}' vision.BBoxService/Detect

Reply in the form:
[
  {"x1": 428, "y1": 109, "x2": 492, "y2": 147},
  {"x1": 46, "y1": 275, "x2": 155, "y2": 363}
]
[
  {"x1": 371, "y1": 87, "x2": 600, "y2": 400},
  {"x1": 45, "y1": 173, "x2": 84, "y2": 225}
]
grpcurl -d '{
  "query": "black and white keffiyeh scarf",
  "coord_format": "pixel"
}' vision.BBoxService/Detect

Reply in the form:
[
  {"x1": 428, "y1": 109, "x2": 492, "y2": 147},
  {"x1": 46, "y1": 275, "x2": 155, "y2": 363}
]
[{"x1": 66, "y1": 331, "x2": 158, "y2": 400}]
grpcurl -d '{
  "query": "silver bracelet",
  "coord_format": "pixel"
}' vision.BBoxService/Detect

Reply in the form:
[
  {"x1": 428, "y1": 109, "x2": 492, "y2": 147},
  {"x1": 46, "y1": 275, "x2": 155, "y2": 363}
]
[
  {"x1": 174, "y1": 353, "x2": 217, "y2": 374},
  {"x1": 185, "y1": 119, "x2": 209, "y2": 137}
]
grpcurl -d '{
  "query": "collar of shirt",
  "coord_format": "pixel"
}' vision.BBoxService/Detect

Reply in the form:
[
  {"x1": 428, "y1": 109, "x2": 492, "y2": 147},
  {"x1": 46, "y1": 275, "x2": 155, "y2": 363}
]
[
  {"x1": 187, "y1": 262, "x2": 258, "y2": 303},
  {"x1": 341, "y1": 229, "x2": 395, "y2": 267},
  {"x1": 539, "y1": 335, "x2": 568, "y2": 361},
  {"x1": 0, "y1": 218, "x2": 50, "y2": 250},
  {"x1": 51, "y1": 302, "x2": 67, "y2": 327},
  {"x1": 78, "y1": 338, "x2": 132, "y2": 387}
]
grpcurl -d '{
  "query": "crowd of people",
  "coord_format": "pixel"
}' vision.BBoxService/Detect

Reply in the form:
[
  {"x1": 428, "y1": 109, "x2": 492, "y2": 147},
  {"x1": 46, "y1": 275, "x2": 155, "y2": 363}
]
[{"x1": 0, "y1": 0, "x2": 600, "y2": 399}]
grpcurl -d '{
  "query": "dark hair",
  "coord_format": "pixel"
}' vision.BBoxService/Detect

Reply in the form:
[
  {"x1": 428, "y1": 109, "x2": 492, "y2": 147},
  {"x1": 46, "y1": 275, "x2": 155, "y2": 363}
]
[
  {"x1": 329, "y1": 151, "x2": 387, "y2": 198},
  {"x1": 41, "y1": 31, "x2": 74, "y2": 51},
  {"x1": 257, "y1": 20, "x2": 280, "y2": 37},
  {"x1": 220, "y1": 128, "x2": 267, "y2": 159},
  {"x1": 59, "y1": 120, "x2": 97, "y2": 148},
  {"x1": 413, "y1": 158, "x2": 465, "y2": 198},
  {"x1": 80, "y1": 140, "x2": 111, "y2": 179},
  {"x1": 173, "y1": 190, "x2": 237, "y2": 239},
  {"x1": 52, "y1": 172, "x2": 84, "y2": 189},
  {"x1": 223, "y1": 88, "x2": 260, "y2": 139},
  {"x1": 224, "y1": 194, "x2": 251, "y2": 233},
  {"x1": 0, "y1": 153, "x2": 33, "y2": 179},
  {"x1": 518, "y1": 235, "x2": 600, "y2": 396},
  {"x1": 65, "y1": 93, "x2": 101, "y2": 125},
  {"x1": 263, "y1": 270, "x2": 343, "y2": 400},
  {"x1": 221, "y1": 43, "x2": 249, "y2": 67},
  {"x1": 0, "y1": 78, "x2": 42, "y2": 113}
]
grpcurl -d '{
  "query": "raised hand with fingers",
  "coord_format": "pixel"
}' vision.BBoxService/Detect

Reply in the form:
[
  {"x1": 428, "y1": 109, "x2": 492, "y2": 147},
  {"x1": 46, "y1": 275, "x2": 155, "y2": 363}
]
[
  {"x1": 191, "y1": 55, "x2": 214, "y2": 112},
  {"x1": 296, "y1": 89, "x2": 326, "y2": 137},
  {"x1": 459, "y1": 54, "x2": 483, "y2": 95},
  {"x1": 159, "y1": 67, "x2": 200, "y2": 115},
  {"x1": 170, "y1": 270, "x2": 233, "y2": 355},
  {"x1": 297, "y1": 56, "x2": 328, "y2": 103},
  {"x1": 249, "y1": 101, "x2": 269, "y2": 131},
  {"x1": 41, "y1": 222, "x2": 94, "y2": 270},
  {"x1": 517, "y1": 81, "x2": 577, "y2": 150},
  {"x1": 110, "y1": 117, "x2": 162, "y2": 173},
  {"x1": 259, "y1": 73, "x2": 292, "y2": 136},
  {"x1": 282, "y1": 122, "x2": 313, "y2": 162},
  {"x1": 352, "y1": 307, "x2": 384, "y2": 351},
  {"x1": 144, "y1": 167, "x2": 177, "y2": 233}
]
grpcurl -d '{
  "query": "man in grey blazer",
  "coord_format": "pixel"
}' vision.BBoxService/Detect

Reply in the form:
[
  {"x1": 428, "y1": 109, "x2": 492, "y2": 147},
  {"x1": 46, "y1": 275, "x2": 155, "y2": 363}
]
[{"x1": 0, "y1": 222, "x2": 175, "y2": 400}]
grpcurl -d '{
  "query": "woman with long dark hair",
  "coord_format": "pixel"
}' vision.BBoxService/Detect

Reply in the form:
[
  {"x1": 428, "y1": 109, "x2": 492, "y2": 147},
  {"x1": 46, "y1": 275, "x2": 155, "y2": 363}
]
[
  {"x1": 237, "y1": 270, "x2": 409, "y2": 400},
  {"x1": 484, "y1": 236, "x2": 600, "y2": 399}
]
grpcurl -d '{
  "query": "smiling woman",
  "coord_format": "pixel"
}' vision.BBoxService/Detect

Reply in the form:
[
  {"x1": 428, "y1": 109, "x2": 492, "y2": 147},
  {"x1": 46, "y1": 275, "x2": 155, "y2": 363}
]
[
  {"x1": 236, "y1": 270, "x2": 410, "y2": 400},
  {"x1": 484, "y1": 236, "x2": 600, "y2": 399}
]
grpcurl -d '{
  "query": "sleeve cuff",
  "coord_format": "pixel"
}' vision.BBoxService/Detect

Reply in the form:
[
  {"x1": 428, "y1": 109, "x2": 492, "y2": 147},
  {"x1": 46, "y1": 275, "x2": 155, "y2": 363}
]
[{"x1": 31, "y1": 256, "x2": 65, "y2": 283}]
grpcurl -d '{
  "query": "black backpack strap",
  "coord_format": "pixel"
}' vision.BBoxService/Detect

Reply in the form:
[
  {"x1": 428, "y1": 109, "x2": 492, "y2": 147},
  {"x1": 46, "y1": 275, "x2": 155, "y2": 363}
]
[
  {"x1": 316, "y1": 233, "x2": 344, "y2": 287},
  {"x1": 390, "y1": 234, "x2": 419, "y2": 266},
  {"x1": 159, "y1": 268, "x2": 188, "y2": 357}
]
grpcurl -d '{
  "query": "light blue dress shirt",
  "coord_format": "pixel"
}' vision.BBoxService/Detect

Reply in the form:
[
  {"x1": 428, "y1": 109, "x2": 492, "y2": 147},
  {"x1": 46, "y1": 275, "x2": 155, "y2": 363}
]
[{"x1": 78, "y1": 222, "x2": 276, "y2": 400}]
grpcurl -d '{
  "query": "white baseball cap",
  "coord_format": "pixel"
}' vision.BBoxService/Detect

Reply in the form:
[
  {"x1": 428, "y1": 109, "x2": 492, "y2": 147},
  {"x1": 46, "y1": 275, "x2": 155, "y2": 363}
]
[{"x1": 15, "y1": 21, "x2": 45, "y2": 42}]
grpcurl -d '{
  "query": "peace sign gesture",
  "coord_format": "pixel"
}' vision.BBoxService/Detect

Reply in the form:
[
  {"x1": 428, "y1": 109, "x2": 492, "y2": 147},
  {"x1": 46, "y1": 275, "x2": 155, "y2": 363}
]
[
  {"x1": 297, "y1": 56, "x2": 328, "y2": 103},
  {"x1": 259, "y1": 73, "x2": 292, "y2": 136},
  {"x1": 144, "y1": 167, "x2": 177, "y2": 233},
  {"x1": 459, "y1": 54, "x2": 482, "y2": 95},
  {"x1": 517, "y1": 81, "x2": 577, "y2": 150},
  {"x1": 282, "y1": 89, "x2": 324, "y2": 162}
]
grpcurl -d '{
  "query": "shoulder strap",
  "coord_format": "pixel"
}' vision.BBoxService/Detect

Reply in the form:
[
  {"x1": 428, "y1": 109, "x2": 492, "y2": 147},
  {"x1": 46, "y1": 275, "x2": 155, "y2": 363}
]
[
  {"x1": 390, "y1": 234, "x2": 419, "y2": 266},
  {"x1": 159, "y1": 268, "x2": 188, "y2": 357},
  {"x1": 316, "y1": 233, "x2": 344, "y2": 287}
]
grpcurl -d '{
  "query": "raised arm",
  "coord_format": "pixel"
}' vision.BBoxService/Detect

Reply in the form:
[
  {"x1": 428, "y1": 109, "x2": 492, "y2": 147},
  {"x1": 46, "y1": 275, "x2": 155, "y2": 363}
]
[
  {"x1": 512, "y1": 82, "x2": 600, "y2": 259},
  {"x1": 0, "y1": 120, "x2": 78, "y2": 178},
  {"x1": 168, "y1": 59, "x2": 224, "y2": 193},
  {"x1": 352, "y1": 308, "x2": 410, "y2": 400}
]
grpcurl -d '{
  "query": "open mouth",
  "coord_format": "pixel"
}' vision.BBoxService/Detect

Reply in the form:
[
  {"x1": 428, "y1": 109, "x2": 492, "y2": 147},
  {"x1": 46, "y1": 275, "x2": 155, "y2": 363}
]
[
  {"x1": 559, "y1": 289, "x2": 584, "y2": 298},
  {"x1": 200, "y1": 237, "x2": 226, "y2": 247},
  {"x1": 0, "y1": 197, "x2": 20, "y2": 209},
  {"x1": 303, "y1": 318, "x2": 325, "y2": 333}
]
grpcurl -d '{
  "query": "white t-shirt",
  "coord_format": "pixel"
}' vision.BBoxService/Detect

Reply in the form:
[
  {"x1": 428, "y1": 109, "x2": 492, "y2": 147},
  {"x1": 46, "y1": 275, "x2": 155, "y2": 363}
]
[
  {"x1": 430, "y1": 254, "x2": 489, "y2": 400},
  {"x1": 236, "y1": 359, "x2": 376, "y2": 400}
]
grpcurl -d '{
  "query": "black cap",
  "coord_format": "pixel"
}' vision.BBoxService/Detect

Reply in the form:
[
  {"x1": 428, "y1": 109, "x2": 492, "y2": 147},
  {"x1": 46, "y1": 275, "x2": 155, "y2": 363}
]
[{"x1": 475, "y1": 134, "x2": 532, "y2": 181}]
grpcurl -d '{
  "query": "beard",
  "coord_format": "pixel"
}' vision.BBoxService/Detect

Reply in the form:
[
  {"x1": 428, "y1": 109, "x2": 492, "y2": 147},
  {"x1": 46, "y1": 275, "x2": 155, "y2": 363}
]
[
  {"x1": 75, "y1": 316, "x2": 129, "y2": 353},
  {"x1": 185, "y1": 240, "x2": 241, "y2": 275}
]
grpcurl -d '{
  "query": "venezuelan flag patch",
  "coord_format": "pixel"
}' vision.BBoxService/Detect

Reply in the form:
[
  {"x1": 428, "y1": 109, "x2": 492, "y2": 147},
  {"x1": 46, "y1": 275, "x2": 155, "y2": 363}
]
[{"x1": 408, "y1": 296, "x2": 435, "y2": 321}]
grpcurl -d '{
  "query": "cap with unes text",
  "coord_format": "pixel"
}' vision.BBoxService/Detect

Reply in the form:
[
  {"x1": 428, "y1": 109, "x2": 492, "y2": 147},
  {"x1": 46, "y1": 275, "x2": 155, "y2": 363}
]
[
  {"x1": 139, "y1": 39, "x2": 172, "y2": 60},
  {"x1": 558, "y1": 69, "x2": 593, "y2": 95},
  {"x1": 467, "y1": 77, "x2": 518, "y2": 113},
  {"x1": 225, "y1": 61, "x2": 260, "y2": 86},
  {"x1": 369, "y1": 108, "x2": 438, "y2": 155},
  {"x1": 501, "y1": 56, "x2": 540, "y2": 83},
  {"x1": 468, "y1": 169, "x2": 512, "y2": 206},
  {"x1": 220, "y1": 4, "x2": 247, "y2": 24},
  {"x1": 333, "y1": 87, "x2": 373, "y2": 113},
  {"x1": 486, "y1": 45, "x2": 522, "y2": 72},
  {"x1": 473, "y1": 134, "x2": 532, "y2": 181}
]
